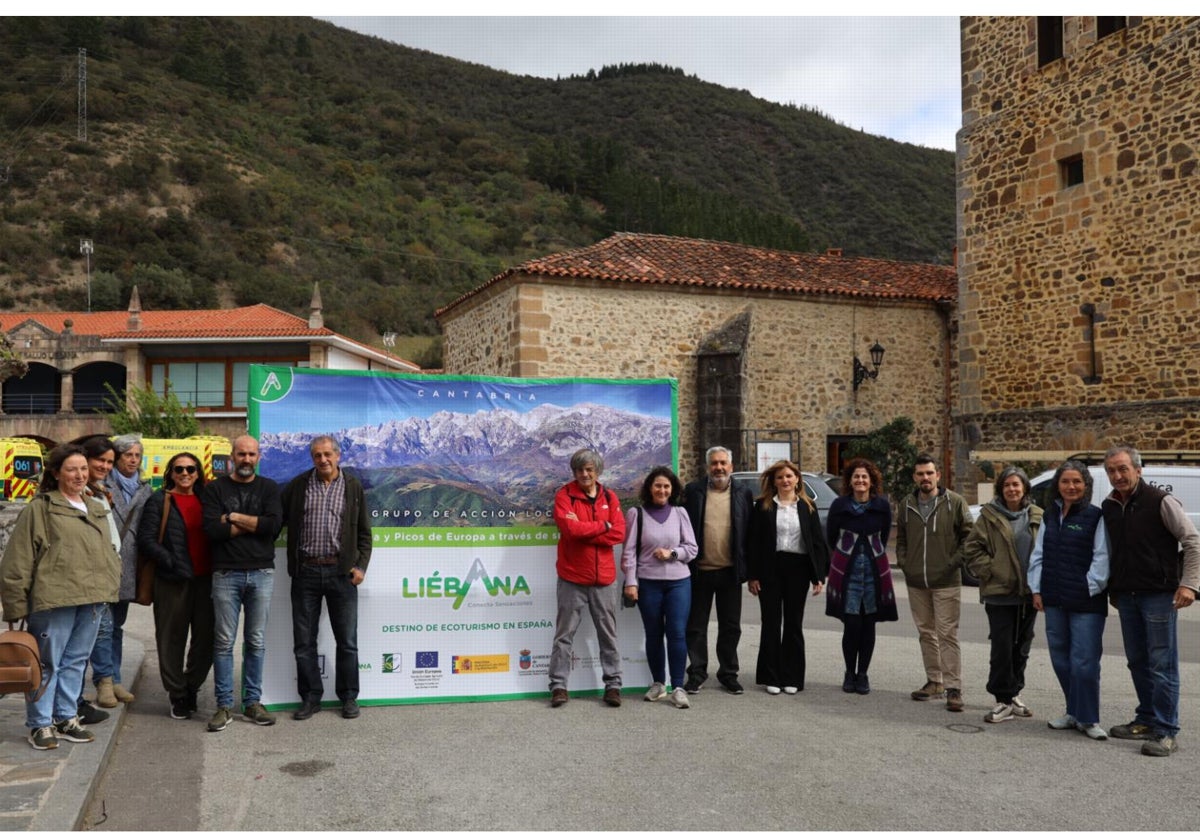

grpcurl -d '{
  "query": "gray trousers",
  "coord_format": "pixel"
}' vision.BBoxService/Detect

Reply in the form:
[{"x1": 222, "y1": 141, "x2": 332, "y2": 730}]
[{"x1": 548, "y1": 578, "x2": 622, "y2": 691}]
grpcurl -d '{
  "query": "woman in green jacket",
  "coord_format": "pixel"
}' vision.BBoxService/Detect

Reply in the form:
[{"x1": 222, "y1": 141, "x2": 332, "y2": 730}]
[
  {"x1": 0, "y1": 444, "x2": 121, "y2": 751},
  {"x1": 963, "y1": 466, "x2": 1044, "y2": 725}
]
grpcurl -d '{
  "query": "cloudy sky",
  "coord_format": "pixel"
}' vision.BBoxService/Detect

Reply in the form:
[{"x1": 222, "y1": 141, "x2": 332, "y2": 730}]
[{"x1": 321, "y1": 15, "x2": 962, "y2": 151}]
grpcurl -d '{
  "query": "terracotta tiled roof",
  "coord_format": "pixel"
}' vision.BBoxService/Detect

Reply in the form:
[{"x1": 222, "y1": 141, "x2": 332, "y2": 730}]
[
  {"x1": 0, "y1": 304, "x2": 329, "y2": 339},
  {"x1": 437, "y1": 233, "x2": 956, "y2": 316}
]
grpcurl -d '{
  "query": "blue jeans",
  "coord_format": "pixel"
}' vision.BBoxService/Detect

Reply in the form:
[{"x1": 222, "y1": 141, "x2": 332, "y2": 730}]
[
  {"x1": 1043, "y1": 606, "x2": 1105, "y2": 725},
  {"x1": 291, "y1": 564, "x2": 359, "y2": 703},
  {"x1": 88, "y1": 601, "x2": 130, "y2": 685},
  {"x1": 1115, "y1": 591, "x2": 1180, "y2": 737},
  {"x1": 27, "y1": 604, "x2": 104, "y2": 728},
  {"x1": 212, "y1": 569, "x2": 274, "y2": 709},
  {"x1": 636, "y1": 577, "x2": 691, "y2": 687}
]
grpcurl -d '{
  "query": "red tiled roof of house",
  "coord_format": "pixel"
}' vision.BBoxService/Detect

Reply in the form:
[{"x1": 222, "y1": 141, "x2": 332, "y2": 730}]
[
  {"x1": 0, "y1": 303, "x2": 330, "y2": 338},
  {"x1": 436, "y1": 233, "x2": 956, "y2": 316}
]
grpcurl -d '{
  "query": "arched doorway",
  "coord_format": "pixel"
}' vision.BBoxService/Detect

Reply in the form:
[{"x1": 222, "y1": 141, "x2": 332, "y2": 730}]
[
  {"x1": 74, "y1": 361, "x2": 126, "y2": 413},
  {"x1": 2, "y1": 362, "x2": 59, "y2": 414}
]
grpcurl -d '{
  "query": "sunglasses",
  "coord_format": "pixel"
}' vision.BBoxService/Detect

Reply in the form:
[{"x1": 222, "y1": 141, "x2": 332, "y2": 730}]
[{"x1": 172, "y1": 465, "x2": 198, "y2": 474}]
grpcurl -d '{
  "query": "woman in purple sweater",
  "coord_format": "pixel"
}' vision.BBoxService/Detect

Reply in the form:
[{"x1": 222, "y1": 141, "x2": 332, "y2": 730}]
[{"x1": 622, "y1": 466, "x2": 698, "y2": 709}]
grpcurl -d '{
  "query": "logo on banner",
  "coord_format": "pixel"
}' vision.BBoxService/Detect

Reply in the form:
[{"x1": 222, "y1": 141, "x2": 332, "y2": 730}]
[
  {"x1": 519, "y1": 649, "x2": 531, "y2": 670},
  {"x1": 415, "y1": 651, "x2": 439, "y2": 669},
  {"x1": 452, "y1": 655, "x2": 510, "y2": 674},
  {"x1": 382, "y1": 653, "x2": 402, "y2": 673},
  {"x1": 402, "y1": 557, "x2": 531, "y2": 610}
]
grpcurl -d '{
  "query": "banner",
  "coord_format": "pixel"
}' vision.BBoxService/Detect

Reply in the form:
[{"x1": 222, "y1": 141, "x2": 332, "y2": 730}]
[{"x1": 247, "y1": 367, "x2": 678, "y2": 706}]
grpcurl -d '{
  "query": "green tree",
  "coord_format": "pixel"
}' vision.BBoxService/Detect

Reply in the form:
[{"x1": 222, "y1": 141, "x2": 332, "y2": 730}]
[
  {"x1": 102, "y1": 381, "x2": 199, "y2": 438},
  {"x1": 846, "y1": 416, "x2": 919, "y2": 503}
]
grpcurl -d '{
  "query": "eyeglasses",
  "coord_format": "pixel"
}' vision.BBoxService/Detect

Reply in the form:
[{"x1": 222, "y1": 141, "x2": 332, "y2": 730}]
[{"x1": 172, "y1": 465, "x2": 198, "y2": 474}]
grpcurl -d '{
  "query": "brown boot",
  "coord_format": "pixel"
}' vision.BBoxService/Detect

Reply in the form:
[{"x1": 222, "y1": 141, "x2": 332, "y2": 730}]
[
  {"x1": 96, "y1": 677, "x2": 118, "y2": 708},
  {"x1": 113, "y1": 683, "x2": 135, "y2": 704}
]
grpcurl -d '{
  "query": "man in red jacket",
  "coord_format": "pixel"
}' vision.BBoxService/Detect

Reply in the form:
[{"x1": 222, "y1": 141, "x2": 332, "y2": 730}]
[{"x1": 548, "y1": 448, "x2": 626, "y2": 709}]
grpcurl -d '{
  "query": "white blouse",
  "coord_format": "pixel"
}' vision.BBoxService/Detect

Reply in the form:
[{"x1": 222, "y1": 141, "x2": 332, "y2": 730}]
[{"x1": 774, "y1": 497, "x2": 807, "y2": 554}]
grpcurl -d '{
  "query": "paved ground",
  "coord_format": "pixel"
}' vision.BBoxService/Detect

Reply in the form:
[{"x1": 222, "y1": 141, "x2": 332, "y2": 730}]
[{"x1": 4, "y1": 571, "x2": 1199, "y2": 831}]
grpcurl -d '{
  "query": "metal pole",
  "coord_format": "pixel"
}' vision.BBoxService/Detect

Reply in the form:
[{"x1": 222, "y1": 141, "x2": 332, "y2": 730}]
[{"x1": 80, "y1": 239, "x2": 93, "y2": 312}]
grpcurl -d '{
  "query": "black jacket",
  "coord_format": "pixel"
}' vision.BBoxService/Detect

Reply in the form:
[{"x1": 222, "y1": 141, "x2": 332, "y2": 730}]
[
  {"x1": 683, "y1": 479, "x2": 753, "y2": 583},
  {"x1": 282, "y1": 467, "x2": 372, "y2": 577},
  {"x1": 748, "y1": 497, "x2": 830, "y2": 584},
  {"x1": 137, "y1": 490, "x2": 200, "y2": 581}
]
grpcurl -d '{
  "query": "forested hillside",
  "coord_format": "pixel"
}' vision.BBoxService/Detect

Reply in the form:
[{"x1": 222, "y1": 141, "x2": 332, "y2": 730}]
[{"x1": 0, "y1": 17, "x2": 955, "y2": 362}]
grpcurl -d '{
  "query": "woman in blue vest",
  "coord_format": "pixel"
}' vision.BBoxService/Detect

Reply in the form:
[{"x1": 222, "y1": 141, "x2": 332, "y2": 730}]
[{"x1": 1027, "y1": 460, "x2": 1110, "y2": 740}]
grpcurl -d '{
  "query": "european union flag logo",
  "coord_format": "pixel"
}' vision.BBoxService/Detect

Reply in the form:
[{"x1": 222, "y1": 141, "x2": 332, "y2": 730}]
[{"x1": 416, "y1": 651, "x2": 439, "y2": 669}]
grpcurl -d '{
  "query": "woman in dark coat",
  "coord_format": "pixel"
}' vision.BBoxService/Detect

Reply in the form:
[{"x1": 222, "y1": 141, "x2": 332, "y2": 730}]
[
  {"x1": 825, "y1": 458, "x2": 898, "y2": 695},
  {"x1": 747, "y1": 459, "x2": 830, "y2": 695},
  {"x1": 137, "y1": 451, "x2": 214, "y2": 721}
]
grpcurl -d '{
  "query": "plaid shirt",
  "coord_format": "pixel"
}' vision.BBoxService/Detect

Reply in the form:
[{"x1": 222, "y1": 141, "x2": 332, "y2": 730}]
[{"x1": 299, "y1": 470, "x2": 346, "y2": 558}]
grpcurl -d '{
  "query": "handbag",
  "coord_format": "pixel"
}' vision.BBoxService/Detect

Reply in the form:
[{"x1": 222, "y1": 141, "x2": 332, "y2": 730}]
[
  {"x1": 134, "y1": 493, "x2": 172, "y2": 606},
  {"x1": 0, "y1": 620, "x2": 46, "y2": 701}
]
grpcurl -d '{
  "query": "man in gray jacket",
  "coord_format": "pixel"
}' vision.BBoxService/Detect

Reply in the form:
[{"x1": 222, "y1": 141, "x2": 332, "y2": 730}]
[{"x1": 896, "y1": 453, "x2": 973, "y2": 712}]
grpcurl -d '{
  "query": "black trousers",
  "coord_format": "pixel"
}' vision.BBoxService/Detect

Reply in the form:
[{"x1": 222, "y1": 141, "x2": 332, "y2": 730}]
[
  {"x1": 686, "y1": 566, "x2": 742, "y2": 683},
  {"x1": 755, "y1": 552, "x2": 814, "y2": 689},
  {"x1": 984, "y1": 602, "x2": 1037, "y2": 703},
  {"x1": 153, "y1": 574, "x2": 215, "y2": 702}
]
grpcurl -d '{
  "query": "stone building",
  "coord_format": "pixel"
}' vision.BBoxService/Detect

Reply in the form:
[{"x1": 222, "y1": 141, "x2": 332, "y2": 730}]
[
  {"x1": 956, "y1": 16, "x2": 1200, "y2": 478},
  {"x1": 436, "y1": 232, "x2": 957, "y2": 482},
  {"x1": 0, "y1": 286, "x2": 418, "y2": 446}
]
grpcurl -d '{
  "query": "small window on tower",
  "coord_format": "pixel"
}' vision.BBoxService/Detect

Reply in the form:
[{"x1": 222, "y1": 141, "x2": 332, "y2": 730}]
[
  {"x1": 1060, "y1": 155, "x2": 1084, "y2": 188},
  {"x1": 1097, "y1": 17, "x2": 1126, "y2": 39},
  {"x1": 1038, "y1": 17, "x2": 1064, "y2": 66}
]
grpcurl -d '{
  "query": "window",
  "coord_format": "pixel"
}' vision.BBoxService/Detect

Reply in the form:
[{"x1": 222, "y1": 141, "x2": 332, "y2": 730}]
[
  {"x1": 1096, "y1": 17, "x2": 1126, "y2": 39},
  {"x1": 1038, "y1": 17, "x2": 1064, "y2": 66},
  {"x1": 149, "y1": 358, "x2": 298, "y2": 410},
  {"x1": 1060, "y1": 154, "x2": 1084, "y2": 187}
]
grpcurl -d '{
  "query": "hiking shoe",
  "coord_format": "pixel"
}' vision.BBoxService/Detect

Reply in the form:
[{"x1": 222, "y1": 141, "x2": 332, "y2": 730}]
[
  {"x1": 945, "y1": 688, "x2": 964, "y2": 712},
  {"x1": 644, "y1": 682, "x2": 667, "y2": 702},
  {"x1": 854, "y1": 674, "x2": 871, "y2": 695},
  {"x1": 95, "y1": 676, "x2": 118, "y2": 708},
  {"x1": 1048, "y1": 713, "x2": 1077, "y2": 730},
  {"x1": 1142, "y1": 735, "x2": 1178, "y2": 757},
  {"x1": 603, "y1": 687, "x2": 622, "y2": 707},
  {"x1": 1010, "y1": 696, "x2": 1033, "y2": 717},
  {"x1": 842, "y1": 671, "x2": 856, "y2": 693},
  {"x1": 169, "y1": 698, "x2": 192, "y2": 720},
  {"x1": 77, "y1": 700, "x2": 110, "y2": 726},
  {"x1": 185, "y1": 691, "x2": 199, "y2": 713},
  {"x1": 718, "y1": 677, "x2": 744, "y2": 695},
  {"x1": 684, "y1": 677, "x2": 703, "y2": 695},
  {"x1": 207, "y1": 707, "x2": 233, "y2": 732},
  {"x1": 28, "y1": 726, "x2": 58, "y2": 750},
  {"x1": 550, "y1": 688, "x2": 568, "y2": 708},
  {"x1": 912, "y1": 681, "x2": 944, "y2": 701},
  {"x1": 1110, "y1": 721, "x2": 1155, "y2": 740},
  {"x1": 54, "y1": 717, "x2": 95, "y2": 743},
  {"x1": 243, "y1": 702, "x2": 276, "y2": 726},
  {"x1": 985, "y1": 702, "x2": 1014, "y2": 723},
  {"x1": 670, "y1": 687, "x2": 690, "y2": 709},
  {"x1": 1077, "y1": 722, "x2": 1108, "y2": 740}
]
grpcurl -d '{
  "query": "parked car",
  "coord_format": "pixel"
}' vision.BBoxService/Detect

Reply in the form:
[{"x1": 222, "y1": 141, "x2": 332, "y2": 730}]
[{"x1": 732, "y1": 470, "x2": 841, "y2": 529}]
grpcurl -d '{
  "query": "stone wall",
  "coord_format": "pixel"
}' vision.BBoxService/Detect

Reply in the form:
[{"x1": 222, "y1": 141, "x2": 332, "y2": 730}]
[
  {"x1": 442, "y1": 277, "x2": 953, "y2": 483},
  {"x1": 956, "y1": 16, "x2": 1200, "y2": 483}
]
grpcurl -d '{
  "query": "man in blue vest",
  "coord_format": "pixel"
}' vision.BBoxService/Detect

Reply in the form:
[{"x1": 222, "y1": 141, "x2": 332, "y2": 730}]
[{"x1": 1102, "y1": 445, "x2": 1200, "y2": 757}]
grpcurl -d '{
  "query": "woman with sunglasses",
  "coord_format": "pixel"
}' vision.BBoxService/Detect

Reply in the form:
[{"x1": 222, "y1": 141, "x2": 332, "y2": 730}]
[{"x1": 137, "y1": 451, "x2": 214, "y2": 721}]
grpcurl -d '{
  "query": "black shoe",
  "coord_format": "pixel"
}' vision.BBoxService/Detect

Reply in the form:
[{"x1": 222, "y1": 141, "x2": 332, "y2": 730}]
[
  {"x1": 718, "y1": 677, "x2": 744, "y2": 695},
  {"x1": 77, "y1": 700, "x2": 110, "y2": 726},
  {"x1": 683, "y1": 677, "x2": 704, "y2": 695},
  {"x1": 293, "y1": 700, "x2": 322, "y2": 721},
  {"x1": 169, "y1": 698, "x2": 192, "y2": 720},
  {"x1": 854, "y1": 673, "x2": 871, "y2": 695},
  {"x1": 185, "y1": 691, "x2": 199, "y2": 713},
  {"x1": 341, "y1": 699, "x2": 360, "y2": 719},
  {"x1": 842, "y1": 671, "x2": 856, "y2": 693}
]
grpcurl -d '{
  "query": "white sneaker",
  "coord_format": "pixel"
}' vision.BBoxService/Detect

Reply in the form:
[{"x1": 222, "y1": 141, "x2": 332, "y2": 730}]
[
  {"x1": 984, "y1": 702, "x2": 1014, "y2": 723},
  {"x1": 783, "y1": 686, "x2": 799, "y2": 695},
  {"x1": 669, "y1": 687, "x2": 690, "y2": 709},
  {"x1": 1047, "y1": 713, "x2": 1077, "y2": 730},
  {"x1": 644, "y1": 682, "x2": 666, "y2": 702},
  {"x1": 765, "y1": 685, "x2": 782, "y2": 695},
  {"x1": 1010, "y1": 696, "x2": 1033, "y2": 717},
  {"x1": 1077, "y1": 722, "x2": 1108, "y2": 740}
]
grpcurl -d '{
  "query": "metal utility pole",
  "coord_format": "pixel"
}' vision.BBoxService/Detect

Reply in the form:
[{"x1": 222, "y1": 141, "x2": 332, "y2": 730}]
[
  {"x1": 80, "y1": 239, "x2": 93, "y2": 312},
  {"x1": 77, "y1": 48, "x2": 87, "y2": 143}
]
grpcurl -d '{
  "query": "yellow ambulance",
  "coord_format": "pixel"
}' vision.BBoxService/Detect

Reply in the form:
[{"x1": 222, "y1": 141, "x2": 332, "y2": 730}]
[
  {"x1": 140, "y1": 436, "x2": 233, "y2": 489},
  {"x1": 0, "y1": 438, "x2": 43, "y2": 501}
]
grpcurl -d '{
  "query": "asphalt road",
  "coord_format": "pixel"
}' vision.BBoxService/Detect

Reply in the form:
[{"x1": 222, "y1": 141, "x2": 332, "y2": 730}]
[{"x1": 83, "y1": 572, "x2": 1200, "y2": 831}]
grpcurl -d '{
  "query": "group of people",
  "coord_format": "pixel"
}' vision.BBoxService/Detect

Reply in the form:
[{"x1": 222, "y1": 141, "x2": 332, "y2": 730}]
[
  {"x1": 0, "y1": 433, "x2": 372, "y2": 750},
  {"x1": 548, "y1": 444, "x2": 1199, "y2": 758}
]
